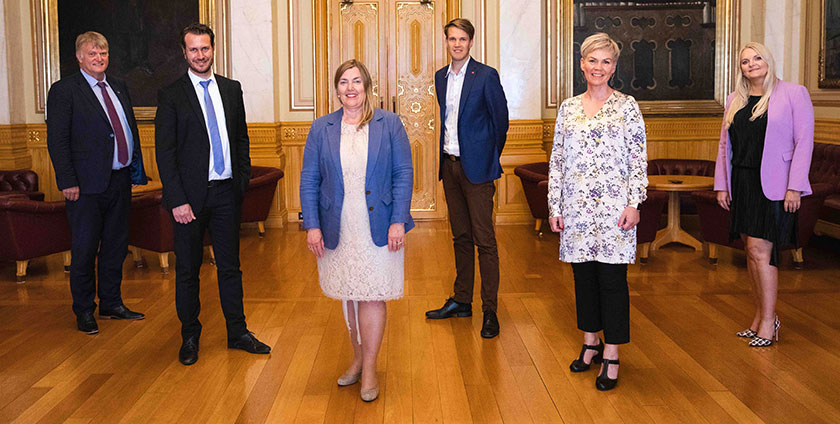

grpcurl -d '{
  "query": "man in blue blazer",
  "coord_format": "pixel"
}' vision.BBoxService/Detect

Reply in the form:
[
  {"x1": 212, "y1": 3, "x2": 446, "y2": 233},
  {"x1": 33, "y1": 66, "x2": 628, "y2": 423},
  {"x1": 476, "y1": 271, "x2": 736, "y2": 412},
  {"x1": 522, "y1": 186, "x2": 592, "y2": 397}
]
[
  {"x1": 426, "y1": 18, "x2": 509, "y2": 339},
  {"x1": 47, "y1": 31, "x2": 148, "y2": 334}
]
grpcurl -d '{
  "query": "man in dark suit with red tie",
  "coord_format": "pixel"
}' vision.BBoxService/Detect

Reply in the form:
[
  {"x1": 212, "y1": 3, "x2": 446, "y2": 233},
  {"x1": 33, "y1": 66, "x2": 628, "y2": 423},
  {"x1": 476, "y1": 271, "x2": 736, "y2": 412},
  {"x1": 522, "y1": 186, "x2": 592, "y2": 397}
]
[
  {"x1": 426, "y1": 18, "x2": 509, "y2": 339},
  {"x1": 47, "y1": 31, "x2": 148, "y2": 335},
  {"x1": 155, "y1": 23, "x2": 270, "y2": 366}
]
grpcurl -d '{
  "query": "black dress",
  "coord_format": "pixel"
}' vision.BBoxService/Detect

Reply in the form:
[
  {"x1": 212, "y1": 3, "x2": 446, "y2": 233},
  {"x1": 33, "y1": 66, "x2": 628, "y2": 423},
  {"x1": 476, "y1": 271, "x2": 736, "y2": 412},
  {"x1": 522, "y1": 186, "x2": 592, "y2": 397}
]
[{"x1": 728, "y1": 95, "x2": 797, "y2": 266}]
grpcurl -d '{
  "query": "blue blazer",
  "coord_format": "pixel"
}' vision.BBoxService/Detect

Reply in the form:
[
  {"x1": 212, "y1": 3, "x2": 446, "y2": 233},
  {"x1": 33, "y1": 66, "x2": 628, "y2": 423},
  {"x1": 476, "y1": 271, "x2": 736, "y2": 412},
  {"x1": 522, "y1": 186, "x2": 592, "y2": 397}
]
[
  {"x1": 435, "y1": 58, "x2": 509, "y2": 184},
  {"x1": 300, "y1": 108, "x2": 415, "y2": 250}
]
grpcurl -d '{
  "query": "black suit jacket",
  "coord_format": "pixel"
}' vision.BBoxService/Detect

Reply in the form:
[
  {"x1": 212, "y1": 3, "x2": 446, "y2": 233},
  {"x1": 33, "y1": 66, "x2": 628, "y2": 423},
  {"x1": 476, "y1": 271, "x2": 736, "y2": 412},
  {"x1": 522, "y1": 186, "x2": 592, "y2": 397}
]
[
  {"x1": 46, "y1": 71, "x2": 148, "y2": 193},
  {"x1": 154, "y1": 73, "x2": 251, "y2": 211}
]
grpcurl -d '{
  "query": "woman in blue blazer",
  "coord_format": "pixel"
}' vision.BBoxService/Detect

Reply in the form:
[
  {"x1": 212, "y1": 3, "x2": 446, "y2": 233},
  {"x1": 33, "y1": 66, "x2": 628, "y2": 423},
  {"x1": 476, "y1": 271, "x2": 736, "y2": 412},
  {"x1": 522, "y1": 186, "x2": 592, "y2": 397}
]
[{"x1": 300, "y1": 59, "x2": 414, "y2": 402}]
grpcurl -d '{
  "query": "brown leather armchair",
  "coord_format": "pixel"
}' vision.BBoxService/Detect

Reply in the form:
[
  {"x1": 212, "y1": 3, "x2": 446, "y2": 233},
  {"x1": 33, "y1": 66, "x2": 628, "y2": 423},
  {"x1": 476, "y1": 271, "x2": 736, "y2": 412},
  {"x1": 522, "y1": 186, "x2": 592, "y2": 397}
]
[
  {"x1": 692, "y1": 183, "x2": 832, "y2": 268},
  {"x1": 241, "y1": 166, "x2": 284, "y2": 236},
  {"x1": 637, "y1": 190, "x2": 668, "y2": 263},
  {"x1": 128, "y1": 192, "x2": 214, "y2": 273},
  {"x1": 647, "y1": 159, "x2": 715, "y2": 215},
  {"x1": 0, "y1": 195, "x2": 71, "y2": 282},
  {"x1": 0, "y1": 169, "x2": 45, "y2": 201},
  {"x1": 514, "y1": 162, "x2": 549, "y2": 233}
]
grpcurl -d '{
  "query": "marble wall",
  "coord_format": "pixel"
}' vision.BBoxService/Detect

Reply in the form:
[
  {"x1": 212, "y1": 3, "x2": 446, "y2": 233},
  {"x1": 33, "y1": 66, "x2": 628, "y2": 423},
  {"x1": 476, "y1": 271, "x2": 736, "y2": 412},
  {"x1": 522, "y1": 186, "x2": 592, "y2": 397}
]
[
  {"x1": 764, "y1": 0, "x2": 802, "y2": 83},
  {"x1": 0, "y1": 0, "x2": 10, "y2": 125},
  {"x1": 230, "y1": 0, "x2": 274, "y2": 123},
  {"x1": 498, "y1": 0, "x2": 542, "y2": 120}
]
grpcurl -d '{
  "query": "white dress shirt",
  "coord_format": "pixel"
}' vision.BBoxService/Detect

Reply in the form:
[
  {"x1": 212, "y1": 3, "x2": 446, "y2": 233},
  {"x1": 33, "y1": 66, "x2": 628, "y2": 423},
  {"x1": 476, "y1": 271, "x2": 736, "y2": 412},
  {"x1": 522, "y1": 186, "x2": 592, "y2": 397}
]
[
  {"x1": 80, "y1": 69, "x2": 133, "y2": 170},
  {"x1": 443, "y1": 56, "x2": 471, "y2": 156},
  {"x1": 188, "y1": 69, "x2": 232, "y2": 181}
]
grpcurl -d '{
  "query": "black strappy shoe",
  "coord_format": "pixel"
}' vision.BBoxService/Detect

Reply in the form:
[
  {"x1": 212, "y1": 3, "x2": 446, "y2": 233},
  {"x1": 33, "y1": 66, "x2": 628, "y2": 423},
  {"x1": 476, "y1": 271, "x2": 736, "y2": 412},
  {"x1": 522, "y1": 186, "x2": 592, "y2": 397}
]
[
  {"x1": 595, "y1": 358, "x2": 620, "y2": 391},
  {"x1": 569, "y1": 339, "x2": 604, "y2": 372},
  {"x1": 736, "y1": 328, "x2": 757, "y2": 338}
]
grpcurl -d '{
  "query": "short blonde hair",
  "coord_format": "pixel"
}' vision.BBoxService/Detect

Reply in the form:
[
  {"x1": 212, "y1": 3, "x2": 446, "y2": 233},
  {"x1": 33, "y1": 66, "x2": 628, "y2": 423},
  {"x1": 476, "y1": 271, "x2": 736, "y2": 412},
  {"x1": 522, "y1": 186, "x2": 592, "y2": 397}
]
[
  {"x1": 333, "y1": 59, "x2": 375, "y2": 130},
  {"x1": 580, "y1": 32, "x2": 620, "y2": 60},
  {"x1": 75, "y1": 31, "x2": 108, "y2": 53}
]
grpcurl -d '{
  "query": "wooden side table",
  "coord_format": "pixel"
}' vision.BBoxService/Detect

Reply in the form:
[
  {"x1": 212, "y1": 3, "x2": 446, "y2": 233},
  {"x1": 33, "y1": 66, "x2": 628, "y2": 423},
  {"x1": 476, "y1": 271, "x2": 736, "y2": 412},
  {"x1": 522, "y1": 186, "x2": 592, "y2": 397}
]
[{"x1": 647, "y1": 175, "x2": 714, "y2": 250}]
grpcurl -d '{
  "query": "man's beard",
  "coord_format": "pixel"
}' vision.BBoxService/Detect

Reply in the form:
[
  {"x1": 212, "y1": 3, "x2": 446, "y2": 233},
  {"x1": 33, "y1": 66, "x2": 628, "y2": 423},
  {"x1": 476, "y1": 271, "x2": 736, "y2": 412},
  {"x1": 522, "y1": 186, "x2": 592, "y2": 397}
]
[{"x1": 189, "y1": 58, "x2": 213, "y2": 75}]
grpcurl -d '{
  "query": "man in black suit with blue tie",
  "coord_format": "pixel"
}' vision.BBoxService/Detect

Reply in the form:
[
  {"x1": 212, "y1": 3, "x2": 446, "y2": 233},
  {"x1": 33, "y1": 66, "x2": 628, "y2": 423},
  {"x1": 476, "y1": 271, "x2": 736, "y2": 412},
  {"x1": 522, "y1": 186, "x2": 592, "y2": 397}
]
[
  {"x1": 47, "y1": 31, "x2": 148, "y2": 335},
  {"x1": 155, "y1": 23, "x2": 270, "y2": 365},
  {"x1": 426, "y1": 18, "x2": 509, "y2": 339}
]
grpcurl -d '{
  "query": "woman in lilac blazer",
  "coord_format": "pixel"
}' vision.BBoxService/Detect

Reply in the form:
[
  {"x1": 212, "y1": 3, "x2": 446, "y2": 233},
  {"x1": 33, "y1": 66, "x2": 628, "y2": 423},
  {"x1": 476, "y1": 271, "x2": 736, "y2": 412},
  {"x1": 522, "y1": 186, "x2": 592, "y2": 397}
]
[{"x1": 714, "y1": 42, "x2": 814, "y2": 348}]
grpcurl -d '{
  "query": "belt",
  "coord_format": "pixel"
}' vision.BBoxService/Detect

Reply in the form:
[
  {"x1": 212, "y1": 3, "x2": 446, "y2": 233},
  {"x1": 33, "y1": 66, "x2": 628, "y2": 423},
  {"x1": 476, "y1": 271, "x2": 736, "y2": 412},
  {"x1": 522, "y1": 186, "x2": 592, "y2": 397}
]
[
  {"x1": 445, "y1": 154, "x2": 460, "y2": 162},
  {"x1": 208, "y1": 178, "x2": 232, "y2": 188}
]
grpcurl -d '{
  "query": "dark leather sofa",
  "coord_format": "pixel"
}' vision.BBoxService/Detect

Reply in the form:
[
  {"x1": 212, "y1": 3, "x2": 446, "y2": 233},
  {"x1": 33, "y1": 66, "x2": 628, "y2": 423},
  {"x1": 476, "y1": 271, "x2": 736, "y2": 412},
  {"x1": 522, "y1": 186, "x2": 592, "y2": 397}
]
[
  {"x1": 810, "y1": 142, "x2": 840, "y2": 239},
  {"x1": 239, "y1": 166, "x2": 284, "y2": 236},
  {"x1": 0, "y1": 195, "x2": 71, "y2": 282},
  {"x1": 0, "y1": 169, "x2": 45, "y2": 201},
  {"x1": 513, "y1": 161, "x2": 667, "y2": 262}
]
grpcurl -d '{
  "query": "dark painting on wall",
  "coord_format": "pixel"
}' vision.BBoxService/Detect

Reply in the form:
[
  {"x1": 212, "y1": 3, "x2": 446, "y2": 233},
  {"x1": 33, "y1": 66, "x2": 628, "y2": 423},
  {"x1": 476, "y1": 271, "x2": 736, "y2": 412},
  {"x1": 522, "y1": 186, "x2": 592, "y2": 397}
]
[
  {"x1": 821, "y1": 0, "x2": 840, "y2": 88},
  {"x1": 57, "y1": 0, "x2": 199, "y2": 107},
  {"x1": 572, "y1": 0, "x2": 717, "y2": 100}
]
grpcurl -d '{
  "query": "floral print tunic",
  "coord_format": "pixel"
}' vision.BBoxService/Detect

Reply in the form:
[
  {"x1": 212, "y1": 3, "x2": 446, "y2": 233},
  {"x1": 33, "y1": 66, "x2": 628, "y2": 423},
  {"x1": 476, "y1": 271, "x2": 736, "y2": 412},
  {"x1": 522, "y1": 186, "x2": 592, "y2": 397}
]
[{"x1": 548, "y1": 91, "x2": 648, "y2": 264}]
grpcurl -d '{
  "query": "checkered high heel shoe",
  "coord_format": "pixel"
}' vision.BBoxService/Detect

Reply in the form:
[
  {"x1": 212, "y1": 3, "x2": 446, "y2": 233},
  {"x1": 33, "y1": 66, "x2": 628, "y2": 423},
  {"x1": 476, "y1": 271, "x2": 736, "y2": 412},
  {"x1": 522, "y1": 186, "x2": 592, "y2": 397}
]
[
  {"x1": 749, "y1": 316, "x2": 780, "y2": 347},
  {"x1": 736, "y1": 328, "x2": 757, "y2": 338}
]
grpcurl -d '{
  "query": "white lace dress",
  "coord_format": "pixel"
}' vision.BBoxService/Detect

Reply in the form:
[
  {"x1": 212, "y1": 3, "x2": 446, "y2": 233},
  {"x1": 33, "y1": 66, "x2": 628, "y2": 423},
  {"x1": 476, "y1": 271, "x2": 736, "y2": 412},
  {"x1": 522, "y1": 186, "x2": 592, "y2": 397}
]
[{"x1": 316, "y1": 122, "x2": 405, "y2": 301}]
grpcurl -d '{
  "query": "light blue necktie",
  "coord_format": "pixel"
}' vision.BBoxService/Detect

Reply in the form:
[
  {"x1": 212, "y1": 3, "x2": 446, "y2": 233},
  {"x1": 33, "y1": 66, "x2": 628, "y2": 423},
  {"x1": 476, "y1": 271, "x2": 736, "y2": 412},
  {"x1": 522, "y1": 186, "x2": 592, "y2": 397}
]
[{"x1": 199, "y1": 80, "x2": 225, "y2": 175}]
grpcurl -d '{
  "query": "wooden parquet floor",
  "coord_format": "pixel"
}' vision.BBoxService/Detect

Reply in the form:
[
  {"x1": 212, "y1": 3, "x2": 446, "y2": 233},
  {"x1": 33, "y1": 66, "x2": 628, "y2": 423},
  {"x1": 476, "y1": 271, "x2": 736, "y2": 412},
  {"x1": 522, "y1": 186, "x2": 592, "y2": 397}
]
[{"x1": 1, "y1": 221, "x2": 840, "y2": 423}]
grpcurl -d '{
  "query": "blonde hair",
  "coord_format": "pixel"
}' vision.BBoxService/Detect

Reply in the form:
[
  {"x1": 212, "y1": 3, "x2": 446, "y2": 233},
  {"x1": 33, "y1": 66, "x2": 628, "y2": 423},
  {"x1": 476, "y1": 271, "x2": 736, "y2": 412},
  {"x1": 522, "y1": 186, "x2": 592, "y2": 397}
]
[
  {"x1": 724, "y1": 42, "x2": 778, "y2": 128},
  {"x1": 580, "y1": 32, "x2": 620, "y2": 61},
  {"x1": 333, "y1": 59, "x2": 375, "y2": 130},
  {"x1": 75, "y1": 31, "x2": 108, "y2": 53}
]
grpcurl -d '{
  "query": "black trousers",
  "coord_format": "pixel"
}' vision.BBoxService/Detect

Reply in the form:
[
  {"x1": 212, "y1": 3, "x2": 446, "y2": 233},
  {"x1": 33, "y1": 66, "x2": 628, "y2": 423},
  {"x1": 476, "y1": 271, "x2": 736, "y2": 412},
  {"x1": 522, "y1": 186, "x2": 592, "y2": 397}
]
[
  {"x1": 66, "y1": 168, "x2": 131, "y2": 316},
  {"x1": 173, "y1": 180, "x2": 247, "y2": 341},
  {"x1": 571, "y1": 261, "x2": 630, "y2": 345},
  {"x1": 442, "y1": 158, "x2": 499, "y2": 312}
]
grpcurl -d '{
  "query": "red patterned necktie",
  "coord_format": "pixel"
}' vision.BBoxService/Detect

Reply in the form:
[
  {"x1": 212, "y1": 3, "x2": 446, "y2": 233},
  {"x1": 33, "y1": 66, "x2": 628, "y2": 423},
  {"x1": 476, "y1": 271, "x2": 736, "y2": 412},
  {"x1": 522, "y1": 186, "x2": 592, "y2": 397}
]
[{"x1": 96, "y1": 81, "x2": 129, "y2": 165}]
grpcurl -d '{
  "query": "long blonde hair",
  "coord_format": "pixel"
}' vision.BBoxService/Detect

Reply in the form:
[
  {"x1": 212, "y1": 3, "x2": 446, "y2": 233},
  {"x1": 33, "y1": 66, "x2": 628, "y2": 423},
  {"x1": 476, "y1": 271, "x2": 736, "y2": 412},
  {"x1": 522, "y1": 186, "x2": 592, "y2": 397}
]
[
  {"x1": 333, "y1": 59, "x2": 375, "y2": 130},
  {"x1": 724, "y1": 42, "x2": 778, "y2": 128}
]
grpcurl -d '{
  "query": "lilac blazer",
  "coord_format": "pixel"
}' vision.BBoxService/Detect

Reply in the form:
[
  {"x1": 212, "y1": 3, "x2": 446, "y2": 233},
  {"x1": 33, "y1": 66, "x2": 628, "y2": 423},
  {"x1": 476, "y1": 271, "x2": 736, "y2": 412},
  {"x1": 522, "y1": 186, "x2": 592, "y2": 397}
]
[{"x1": 714, "y1": 80, "x2": 814, "y2": 201}]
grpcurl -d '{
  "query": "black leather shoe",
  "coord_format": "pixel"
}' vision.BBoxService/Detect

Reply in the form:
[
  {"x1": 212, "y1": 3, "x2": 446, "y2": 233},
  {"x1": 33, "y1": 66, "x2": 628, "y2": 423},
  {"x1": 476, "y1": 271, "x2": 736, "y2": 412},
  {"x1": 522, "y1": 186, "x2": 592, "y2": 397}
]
[
  {"x1": 228, "y1": 332, "x2": 271, "y2": 354},
  {"x1": 595, "y1": 358, "x2": 620, "y2": 391},
  {"x1": 76, "y1": 313, "x2": 99, "y2": 335},
  {"x1": 425, "y1": 297, "x2": 472, "y2": 319},
  {"x1": 179, "y1": 336, "x2": 199, "y2": 366},
  {"x1": 569, "y1": 340, "x2": 604, "y2": 372},
  {"x1": 480, "y1": 310, "x2": 500, "y2": 339},
  {"x1": 99, "y1": 305, "x2": 145, "y2": 320}
]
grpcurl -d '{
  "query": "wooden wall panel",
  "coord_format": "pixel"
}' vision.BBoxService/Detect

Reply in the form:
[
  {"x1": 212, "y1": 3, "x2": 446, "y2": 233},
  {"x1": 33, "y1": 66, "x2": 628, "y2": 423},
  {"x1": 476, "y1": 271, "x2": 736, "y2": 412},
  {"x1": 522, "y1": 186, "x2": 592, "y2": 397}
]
[
  {"x1": 16, "y1": 123, "x2": 287, "y2": 228},
  {"x1": 10, "y1": 118, "x2": 838, "y2": 227}
]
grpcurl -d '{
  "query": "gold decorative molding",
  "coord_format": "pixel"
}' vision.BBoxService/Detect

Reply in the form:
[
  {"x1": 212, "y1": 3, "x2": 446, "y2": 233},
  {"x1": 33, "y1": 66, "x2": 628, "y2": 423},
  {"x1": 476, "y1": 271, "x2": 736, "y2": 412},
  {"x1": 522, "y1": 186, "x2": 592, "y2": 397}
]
[
  {"x1": 278, "y1": 121, "x2": 311, "y2": 145},
  {"x1": 541, "y1": 116, "x2": 723, "y2": 161},
  {"x1": 815, "y1": 119, "x2": 840, "y2": 145},
  {"x1": 805, "y1": 0, "x2": 840, "y2": 107},
  {"x1": 0, "y1": 124, "x2": 34, "y2": 169}
]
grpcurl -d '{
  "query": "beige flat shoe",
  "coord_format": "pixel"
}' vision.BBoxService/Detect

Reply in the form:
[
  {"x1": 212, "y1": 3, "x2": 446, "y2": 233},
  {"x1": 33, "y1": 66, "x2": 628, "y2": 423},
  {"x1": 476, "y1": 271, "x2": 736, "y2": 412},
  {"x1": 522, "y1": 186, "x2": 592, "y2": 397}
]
[
  {"x1": 337, "y1": 371, "x2": 362, "y2": 386},
  {"x1": 360, "y1": 386, "x2": 379, "y2": 402}
]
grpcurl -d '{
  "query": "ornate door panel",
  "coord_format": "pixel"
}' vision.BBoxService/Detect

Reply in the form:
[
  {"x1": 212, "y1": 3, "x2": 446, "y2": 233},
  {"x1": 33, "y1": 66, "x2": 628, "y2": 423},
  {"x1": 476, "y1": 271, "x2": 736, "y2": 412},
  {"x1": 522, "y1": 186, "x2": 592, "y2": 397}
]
[
  {"x1": 330, "y1": 2, "x2": 387, "y2": 112},
  {"x1": 392, "y1": 2, "x2": 443, "y2": 217},
  {"x1": 328, "y1": 0, "x2": 447, "y2": 219}
]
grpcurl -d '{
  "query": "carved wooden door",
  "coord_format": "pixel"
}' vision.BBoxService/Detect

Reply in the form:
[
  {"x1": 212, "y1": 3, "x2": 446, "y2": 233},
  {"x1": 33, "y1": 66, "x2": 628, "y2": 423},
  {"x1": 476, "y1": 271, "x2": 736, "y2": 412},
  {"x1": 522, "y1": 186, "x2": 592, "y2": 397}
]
[{"x1": 329, "y1": 0, "x2": 447, "y2": 219}]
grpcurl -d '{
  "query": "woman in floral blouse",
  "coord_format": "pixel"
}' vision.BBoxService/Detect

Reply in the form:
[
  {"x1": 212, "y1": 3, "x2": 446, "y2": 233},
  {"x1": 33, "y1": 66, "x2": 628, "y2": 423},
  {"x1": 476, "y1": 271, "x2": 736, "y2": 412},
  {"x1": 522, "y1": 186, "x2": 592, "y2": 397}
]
[{"x1": 548, "y1": 32, "x2": 648, "y2": 391}]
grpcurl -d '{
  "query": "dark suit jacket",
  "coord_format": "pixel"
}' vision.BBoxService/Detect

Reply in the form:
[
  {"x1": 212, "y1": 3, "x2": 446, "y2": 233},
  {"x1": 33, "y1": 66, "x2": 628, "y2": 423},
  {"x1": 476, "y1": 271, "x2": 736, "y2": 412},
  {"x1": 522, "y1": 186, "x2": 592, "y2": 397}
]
[
  {"x1": 435, "y1": 58, "x2": 509, "y2": 184},
  {"x1": 46, "y1": 71, "x2": 148, "y2": 192},
  {"x1": 154, "y1": 73, "x2": 251, "y2": 211}
]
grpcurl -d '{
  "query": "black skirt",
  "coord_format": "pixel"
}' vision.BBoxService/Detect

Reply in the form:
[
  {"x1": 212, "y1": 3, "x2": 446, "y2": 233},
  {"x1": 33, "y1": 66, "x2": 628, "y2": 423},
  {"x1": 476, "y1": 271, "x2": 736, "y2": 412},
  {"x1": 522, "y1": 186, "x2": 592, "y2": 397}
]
[{"x1": 729, "y1": 166, "x2": 797, "y2": 267}]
